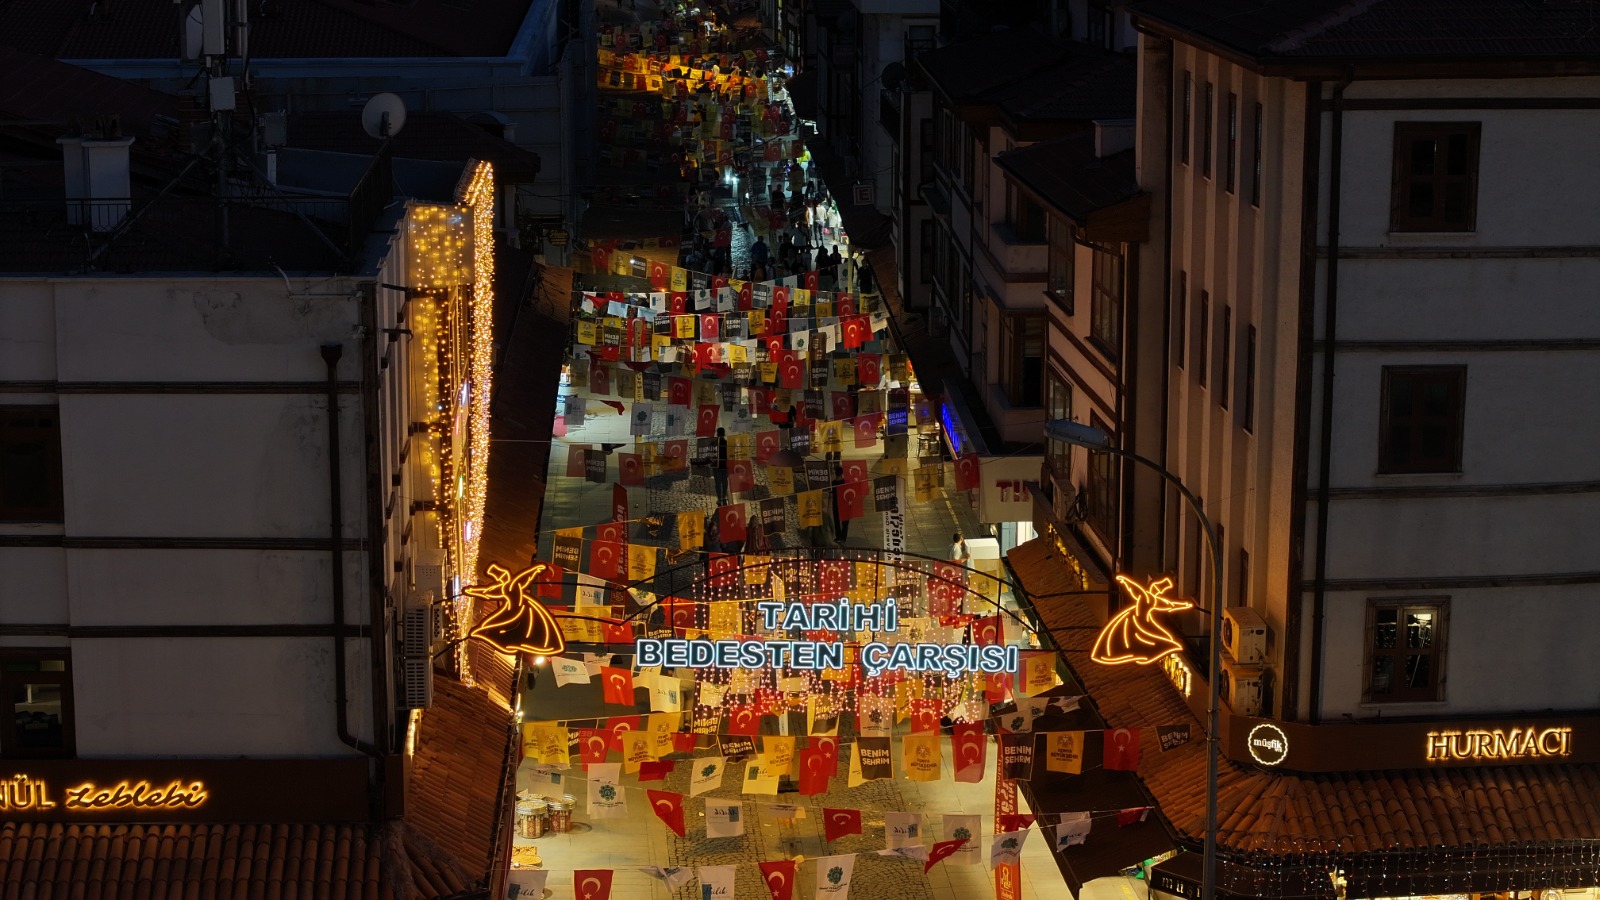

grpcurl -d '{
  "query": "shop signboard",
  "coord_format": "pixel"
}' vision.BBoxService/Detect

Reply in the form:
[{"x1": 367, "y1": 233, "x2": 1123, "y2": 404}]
[
  {"x1": 0, "y1": 758, "x2": 367, "y2": 822},
  {"x1": 975, "y1": 455, "x2": 1043, "y2": 524}
]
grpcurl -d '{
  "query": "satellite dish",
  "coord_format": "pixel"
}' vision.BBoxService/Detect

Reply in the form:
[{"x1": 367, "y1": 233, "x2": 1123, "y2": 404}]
[
  {"x1": 361, "y1": 93, "x2": 407, "y2": 140},
  {"x1": 881, "y1": 62, "x2": 906, "y2": 91}
]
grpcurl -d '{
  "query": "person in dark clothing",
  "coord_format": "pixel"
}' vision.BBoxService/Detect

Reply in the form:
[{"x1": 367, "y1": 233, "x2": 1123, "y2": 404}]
[
  {"x1": 751, "y1": 235, "x2": 770, "y2": 269},
  {"x1": 714, "y1": 427, "x2": 730, "y2": 505},
  {"x1": 830, "y1": 464, "x2": 849, "y2": 544},
  {"x1": 859, "y1": 257, "x2": 876, "y2": 294}
]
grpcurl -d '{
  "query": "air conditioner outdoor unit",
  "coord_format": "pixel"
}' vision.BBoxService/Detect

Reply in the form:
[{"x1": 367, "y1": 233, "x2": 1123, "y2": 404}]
[
  {"x1": 1220, "y1": 659, "x2": 1265, "y2": 717},
  {"x1": 414, "y1": 548, "x2": 447, "y2": 600},
  {"x1": 1222, "y1": 606, "x2": 1269, "y2": 666},
  {"x1": 402, "y1": 606, "x2": 432, "y2": 658},
  {"x1": 402, "y1": 656, "x2": 434, "y2": 709}
]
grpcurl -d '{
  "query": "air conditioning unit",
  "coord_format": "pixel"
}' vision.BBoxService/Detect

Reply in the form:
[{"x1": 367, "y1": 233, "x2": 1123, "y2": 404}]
[
  {"x1": 413, "y1": 548, "x2": 446, "y2": 600},
  {"x1": 402, "y1": 656, "x2": 434, "y2": 709},
  {"x1": 1219, "y1": 659, "x2": 1265, "y2": 717},
  {"x1": 1222, "y1": 606, "x2": 1268, "y2": 666}
]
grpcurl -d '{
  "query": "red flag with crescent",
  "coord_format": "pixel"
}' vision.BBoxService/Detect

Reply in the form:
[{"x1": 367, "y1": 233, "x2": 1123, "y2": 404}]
[
  {"x1": 597, "y1": 520, "x2": 627, "y2": 543},
  {"x1": 836, "y1": 294, "x2": 856, "y2": 316},
  {"x1": 661, "y1": 596, "x2": 695, "y2": 631},
  {"x1": 707, "y1": 552, "x2": 738, "y2": 589},
  {"x1": 603, "y1": 620, "x2": 632, "y2": 643},
  {"x1": 755, "y1": 430, "x2": 780, "y2": 464},
  {"x1": 600, "y1": 667, "x2": 634, "y2": 706},
  {"x1": 639, "y1": 760, "x2": 674, "y2": 782},
  {"x1": 729, "y1": 458, "x2": 754, "y2": 493},
  {"x1": 926, "y1": 838, "x2": 967, "y2": 873},
  {"x1": 841, "y1": 315, "x2": 869, "y2": 350},
  {"x1": 819, "y1": 559, "x2": 850, "y2": 597},
  {"x1": 752, "y1": 387, "x2": 773, "y2": 415},
  {"x1": 771, "y1": 286, "x2": 789, "y2": 319},
  {"x1": 843, "y1": 460, "x2": 870, "y2": 485},
  {"x1": 953, "y1": 721, "x2": 987, "y2": 783},
  {"x1": 669, "y1": 292, "x2": 687, "y2": 315},
  {"x1": 591, "y1": 245, "x2": 612, "y2": 271},
  {"x1": 858, "y1": 353, "x2": 881, "y2": 387},
  {"x1": 618, "y1": 452, "x2": 644, "y2": 486},
  {"x1": 718, "y1": 503, "x2": 747, "y2": 541},
  {"x1": 589, "y1": 359, "x2": 612, "y2": 396},
  {"x1": 823, "y1": 807, "x2": 862, "y2": 842},
  {"x1": 712, "y1": 275, "x2": 730, "y2": 292},
  {"x1": 836, "y1": 481, "x2": 864, "y2": 522},
  {"x1": 853, "y1": 413, "x2": 881, "y2": 449},
  {"x1": 589, "y1": 540, "x2": 623, "y2": 581},
  {"x1": 759, "y1": 860, "x2": 796, "y2": 900},
  {"x1": 909, "y1": 698, "x2": 941, "y2": 733},
  {"x1": 578, "y1": 728, "x2": 609, "y2": 763},
  {"x1": 669, "y1": 377, "x2": 692, "y2": 408},
  {"x1": 985, "y1": 671, "x2": 1010, "y2": 705},
  {"x1": 797, "y1": 747, "x2": 829, "y2": 795},
  {"x1": 646, "y1": 790, "x2": 686, "y2": 836},
  {"x1": 672, "y1": 732, "x2": 698, "y2": 753},
  {"x1": 536, "y1": 563, "x2": 564, "y2": 599},
  {"x1": 1104, "y1": 727, "x2": 1142, "y2": 771},
  {"x1": 803, "y1": 270, "x2": 819, "y2": 292},
  {"x1": 664, "y1": 439, "x2": 688, "y2": 471},
  {"x1": 974, "y1": 614, "x2": 1002, "y2": 646},
  {"x1": 604, "y1": 715, "x2": 641, "y2": 751},
  {"x1": 830, "y1": 391, "x2": 855, "y2": 420},
  {"x1": 648, "y1": 259, "x2": 670, "y2": 289},
  {"x1": 696, "y1": 404, "x2": 720, "y2": 437},
  {"x1": 814, "y1": 735, "x2": 840, "y2": 773},
  {"x1": 955, "y1": 453, "x2": 981, "y2": 491},
  {"x1": 726, "y1": 705, "x2": 761, "y2": 736},
  {"x1": 762, "y1": 334, "x2": 785, "y2": 357},
  {"x1": 573, "y1": 870, "x2": 613, "y2": 900},
  {"x1": 777, "y1": 350, "x2": 805, "y2": 390}
]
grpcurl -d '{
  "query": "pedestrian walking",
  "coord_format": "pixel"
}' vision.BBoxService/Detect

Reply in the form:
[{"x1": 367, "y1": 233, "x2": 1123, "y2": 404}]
[
  {"x1": 950, "y1": 532, "x2": 970, "y2": 563},
  {"x1": 714, "y1": 427, "x2": 730, "y2": 505}
]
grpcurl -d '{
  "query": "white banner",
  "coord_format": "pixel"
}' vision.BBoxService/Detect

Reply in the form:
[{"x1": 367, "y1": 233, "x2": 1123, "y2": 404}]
[
  {"x1": 552, "y1": 657, "x2": 590, "y2": 686},
  {"x1": 586, "y1": 762, "x2": 627, "y2": 819},
  {"x1": 706, "y1": 801, "x2": 744, "y2": 838},
  {"x1": 989, "y1": 830, "x2": 1028, "y2": 869},
  {"x1": 813, "y1": 854, "x2": 856, "y2": 899},
  {"x1": 943, "y1": 814, "x2": 982, "y2": 866},
  {"x1": 1053, "y1": 812, "x2": 1092, "y2": 850},
  {"x1": 520, "y1": 763, "x2": 567, "y2": 795},
  {"x1": 638, "y1": 866, "x2": 694, "y2": 891},
  {"x1": 505, "y1": 869, "x2": 547, "y2": 900},
  {"x1": 884, "y1": 812, "x2": 921, "y2": 849},
  {"x1": 689, "y1": 756, "x2": 726, "y2": 797},
  {"x1": 698, "y1": 864, "x2": 737, "y2": 899}
]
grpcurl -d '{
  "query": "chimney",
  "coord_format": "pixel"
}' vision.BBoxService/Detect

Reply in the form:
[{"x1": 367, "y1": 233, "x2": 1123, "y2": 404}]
[
  {"x1": 59, "y1": 135, "x2": 135, "y2": 232},
  {"x1": 1093, "y1": 119, "x2": 1135, "y2": 158}
]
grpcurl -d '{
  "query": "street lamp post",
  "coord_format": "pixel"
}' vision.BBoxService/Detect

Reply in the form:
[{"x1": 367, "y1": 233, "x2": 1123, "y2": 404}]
[{"x1": 1044, "y1": 419, "x2": 1224, "y2": 900}]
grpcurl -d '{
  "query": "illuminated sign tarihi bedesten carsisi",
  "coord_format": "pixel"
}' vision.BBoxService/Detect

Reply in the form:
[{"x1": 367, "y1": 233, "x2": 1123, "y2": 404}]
[{"x1": 635, "y1": 598, "x2": 1018, "y2": 679}]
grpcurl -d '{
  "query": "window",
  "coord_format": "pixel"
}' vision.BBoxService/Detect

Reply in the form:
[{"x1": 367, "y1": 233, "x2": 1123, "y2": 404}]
[
  {"x1": 1180, "y1": 72, "x2": 1191, "y2": 165},
  {"x1": 1251, "y1": 102, "x2": 1263, "y2": 207},
  {"x1": 1000, "y1": 315, "x2": 1045, "y2": 407},
  {"x1": 0, "y1": 406, "x2": 64, "y2": 523},
  {"x1": 1005, "y1": 181, "x2": 1046, "y2": 242},
  {"x1": 1044, "y1": 370, "x2": 1073, "y2": 481},
  {"x1": 918, "y1": 118, "x2": 935, "y2": 187},
  {"x1": 2, "y1": 650, "x2": 73, "y2": 758},
  {"x1": 920, "y1": 219, "x2": 935, "y2": 284},
  {"x1": 1365, "y1": 599, "x2": 1446, "y2": 702},
  {"x1": 1202, "y1": 82, "x2": 1214, "y2": 178},
  {"x1": 1391, "y1": 123, "x2": 1480, "y2": 232},
  {"x1": 1236, "y1": 548, "x2": 1250, "y2": 607},
  {"x1": 1047, "y1": 216, "x2": 1074, "y2": 312},
  {"x1": 1174, "y1": 271, "x2": 1187, "y2": 368},
  {"x1": 1379, "y1": 366, "x2": 1466, "y2": 473},
  {"x1": 1196, "y1": 291, "x2": 1210, "y2": 388},
  {"x1": 1087, "y1": 1, "x2": 1113, "y2": 49},
  {"x1": 1225, "y1": 93, "x2": 1238, "y2": 193},
  {"x1": 1242, "y1": 324, "x2": 1257, "y2": 432},
  {"x1": 1085, "y1": 414, "x2": 1119, "y2": 545},
  {"x1": 1089, "y1": 248, "x2": 1123, "y2": 355},
  {"x1": 1218, "y1": 305, "x2": 1232, "y2": 409}
]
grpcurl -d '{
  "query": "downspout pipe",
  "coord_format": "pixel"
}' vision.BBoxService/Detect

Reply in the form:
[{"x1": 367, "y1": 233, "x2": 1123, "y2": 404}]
[
  {"x1": 322, "y1": 343, "x2": 380, "y2": 758},
  {"x1": 1309, "y1": 72, "x2": 1352, "y2": 724}
]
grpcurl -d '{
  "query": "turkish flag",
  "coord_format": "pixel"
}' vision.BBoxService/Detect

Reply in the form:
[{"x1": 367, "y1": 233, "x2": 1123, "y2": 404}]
[
  {"x1": 925, "y1": 838, "x2": 967, "y2": 872},
  {"x1": 605, "y1": 716, "x2": 641, "y2": 751},
  {"x1": 603, "y1": 620, "x2": 632, "y2": 643},
  {"x1": 759, "y1": 860, "x2": 796, "y2": 900},
  {"x1": 639, "y1": 760, "x2": 675, "y2": 782},
  {"x1": 707, "y1": 553, "x2": 738, "y2": 589},
  {"x1": 726, "y1": 705, "x2": 761, "y2": 736},
  {"x1": 819, "y1": 559, "x2": 851, "y2": 597},
  {"x1": 771, "y1": 286, "x2": 789, "y2": 318},
  {"x1": 672, "y1": 732, "x2": 698, "y2": 753},
  {"x1": 578, "y1": 728, "x2": 609, "y2": 763},
  {"x1": 739, "y1": 282, "x2": 753, "y2": 310},
  {"x1": 814, "y1": 735, "x2": 840, "y2": 773},
  {"x1": 692, "y1": 342, "x2": 717, "y2": 374},
  {"x1": 954, "y1": 453, "x2": 981, "y2": 491},
  {"x1": 830, "y1": 391, "x2": 855, "y2": 420},
  {"x1": 973, "y1": 614, "x2": 1002, "y2": 646},
  {"x1": 762, "y1": 334, "x2": 785, "y2": 357},
  {"x1": 600, "y1": 667, "x2": 634, "y2": 706},
  {"x1": 662, "y1": 596, "x2": 695, "y2": 632},
  {"x1": 804, "y1": 270, "x2": 819, "y2": 292},
  {"x1": 857, "y1": 353, "x2": 881, "y2": 387},
  {"x1": 714, "y1": 227, "x2": 732, "y2": 248},
  {"x1": 1104, "y1": 727, "x2": 1142, "y2": 771},
  {"x1": 928, "y1": 575, "x2": 961, "y2": 617},
  {"x1": 841, "y1": 315, "x2": 869, "y2": 350},
  {"x1": 697, "y1": 404, "x2": 720, "y2": 437},
  {"x1": 984, "y1": 672, "x2": 1010, "y2": 705},
  {"x1": 648, "y1": 259, "x2": 670, "y2": 289},
  {"x1": 1117, "y1": 806, "x2": 1153, "y2": 827},
  {"x1": 669, "y1": 292, "x2": 687, "y2": 315},
  {"x1": 712, "y1": 275, "x2": 730, "y2": 292},
  {"x1": 843, "y1": 460, "x2": 870, "y2": 485},
  {"x1": 797, "y1": 748, "x2": 829, "y2": 795},
  {"x1": 536, "y1": 563, "x2": 564, "y2": 599},
  {"x1": 836, "y1": 294, "x2": 856, "y2": 316},
  {"x1": 589, "y1": 540, "x2": 624, "y2": 581},
  {"x1": 729, "y1": 459, "x2": 754, "y2": 493},
  {"x1": 909, "y1": 699, "x2": 941, "y2": 733},
  {"x1": 664, "y1": 440, "x2": 688, "y2": 471},
  {"x1": 952, "y1": 722, "x2": 987, "y2": 782},
  {"x1": 591, "y1": 246, "x2": 611, "y2": 271},
  {"x1": 823, "y1": 807, "x2": 862, "y2": 842},
  {"x1": 777, "y1": 350, "x2": 805, "y2": 390},
  {"x1": 752, "y1": 388, "x2": 773, "y2": 415},
  {"x1": 755, "y1": 430, "x2": 781, "y2": 464},
  {"x1": 573, "y1": 870, "x2": 613, "y2": 900},
  {"x1": 590, "y1": 359, "x2": 612, "y2": 396},
  {"x1": 646, "y1": 790, "x2": 686, "y2": 836},
  {"x1": 618, "y1": 452, "x2": 644, "y2": 486},
  {"x1": 853, "y1": 414, "x2": 880, "y2": 449},
  {"x1": 669, "y1": 377, "x2": 692, "y2": 408},
  {"x1": 836, "y1": 482, "x2": 864, "y2": 521},
  {"x1": 718, "y1": 504, "x2": 747, "y2": 541}
]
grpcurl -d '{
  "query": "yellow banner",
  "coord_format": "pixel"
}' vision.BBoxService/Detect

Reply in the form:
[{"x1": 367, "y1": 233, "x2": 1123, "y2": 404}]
[
  {"x1": 1044, "y1": 731, "x2": 1085, "y2": 774},
  {"x1": 678, "y1": 509, "x2": 704, "y2": 550},
  {"x1": 799, "y1": 489, "x2": 824, "y2": 527},
  {"x1": 903, "y1": 733, "x2": 943, "y2": 782}
]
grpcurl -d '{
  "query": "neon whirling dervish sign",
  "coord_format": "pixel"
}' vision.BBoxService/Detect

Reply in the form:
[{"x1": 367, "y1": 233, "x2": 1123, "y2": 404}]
[
  {"x1": 465, "y1": 562, "x2": 568, "y2": 656},
  {"x1": 1090, "y1": 575, "x2": 1193, "y2": 666}
]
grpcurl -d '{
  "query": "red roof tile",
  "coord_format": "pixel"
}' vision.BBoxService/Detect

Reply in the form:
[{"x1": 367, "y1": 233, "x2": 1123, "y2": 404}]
[{"x1": 1009, "y1": 538, "x2": 1600, "y2": 856}]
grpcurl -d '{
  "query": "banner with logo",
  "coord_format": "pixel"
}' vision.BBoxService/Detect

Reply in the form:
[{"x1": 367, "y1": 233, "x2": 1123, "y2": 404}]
[{"x1": 813, "y1": 854, "x2": 856, "y2": 899}]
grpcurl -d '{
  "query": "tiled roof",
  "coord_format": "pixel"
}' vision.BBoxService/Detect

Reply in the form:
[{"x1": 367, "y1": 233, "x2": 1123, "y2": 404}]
[
  {"x1": 0, "y1": 0, "x2": 531, "y2": 59},
  {"x1": 0, "y1": 822, "x2": 391, "y2": 899},
  {"x1": 288, "y1": 113, "x2": 541, "y2": 181},
  {"x1": 1009, "y1": 537, "x2": 1600, "y2": 858},
  {"x1": 996, "y1": 132, "x2": 1141, "y2": 223},
  {"x1": 0, "y1": 46, "x2": 175, "y2": 136},
  {"x1": 988, "y1": 51, "x2": 1137, "y2": 123},
  {"x1": 915, "y1": 28, "x2": 1069, "y2": 103},
  {"x1": 404, "y1": 675, "x2": 515, "y2": 884},
  {"x1": 1132, "y1": 0, "x2": 1600, "y2": 60}
]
